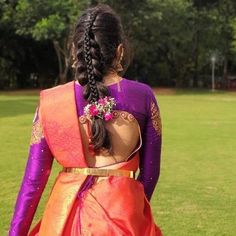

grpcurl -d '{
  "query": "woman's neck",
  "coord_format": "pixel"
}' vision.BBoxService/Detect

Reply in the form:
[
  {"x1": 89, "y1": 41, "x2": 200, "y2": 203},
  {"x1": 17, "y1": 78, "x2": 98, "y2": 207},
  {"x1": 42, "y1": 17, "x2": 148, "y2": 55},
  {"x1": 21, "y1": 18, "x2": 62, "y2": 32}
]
[
  {"x1": 102, "y1": 71, "x2": 123, "y2": 86},
  {"x1": 74, "y1": 71, "x2": 123, "y2": 87}
]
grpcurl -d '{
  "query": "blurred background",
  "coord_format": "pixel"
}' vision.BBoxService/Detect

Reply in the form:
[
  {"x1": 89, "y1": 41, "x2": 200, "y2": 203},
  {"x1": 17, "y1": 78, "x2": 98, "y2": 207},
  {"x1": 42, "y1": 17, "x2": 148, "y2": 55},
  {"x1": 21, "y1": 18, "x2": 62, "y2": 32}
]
[
  {"x1": 1, "y1": 0, "x2": 236, "y2": 90},
  {"x1": 1, "y1": 1, "x2": 236, "y2": 236}
]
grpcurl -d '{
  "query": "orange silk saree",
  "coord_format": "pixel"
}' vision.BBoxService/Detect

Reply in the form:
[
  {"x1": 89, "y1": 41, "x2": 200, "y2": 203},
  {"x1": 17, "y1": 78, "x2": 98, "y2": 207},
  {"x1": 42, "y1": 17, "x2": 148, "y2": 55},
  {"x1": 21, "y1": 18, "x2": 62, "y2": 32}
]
[{"x1": 28, "y1": 81, "x2": 162, "y2": 236}]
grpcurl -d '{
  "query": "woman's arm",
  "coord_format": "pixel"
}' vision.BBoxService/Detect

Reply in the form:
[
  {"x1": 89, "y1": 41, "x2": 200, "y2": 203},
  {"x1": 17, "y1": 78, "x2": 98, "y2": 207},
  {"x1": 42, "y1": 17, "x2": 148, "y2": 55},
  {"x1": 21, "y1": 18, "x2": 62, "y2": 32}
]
[
  {"x1": 137, "y1": 88, "x2": 162, "y2": 201},
  {"x1": 9, "y1": 105, "x2": 54, "y2": 236}
]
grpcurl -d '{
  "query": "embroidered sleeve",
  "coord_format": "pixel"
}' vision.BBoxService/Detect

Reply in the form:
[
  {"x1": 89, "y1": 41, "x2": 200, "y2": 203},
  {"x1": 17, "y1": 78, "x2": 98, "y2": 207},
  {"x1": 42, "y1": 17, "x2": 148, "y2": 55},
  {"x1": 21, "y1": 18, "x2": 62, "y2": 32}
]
[
  {"x1": 137, "y1": 88, "x2": 162, "y2": 201},
  {"x1": 150, "y1": 101, "x2": 162, "y2": 136},
  {"x1": 30, "y1": 119, "x2": 44, "y2": 145},
  {"x1": 9, "y1": 105, "x2": 54, "y2": 236}
]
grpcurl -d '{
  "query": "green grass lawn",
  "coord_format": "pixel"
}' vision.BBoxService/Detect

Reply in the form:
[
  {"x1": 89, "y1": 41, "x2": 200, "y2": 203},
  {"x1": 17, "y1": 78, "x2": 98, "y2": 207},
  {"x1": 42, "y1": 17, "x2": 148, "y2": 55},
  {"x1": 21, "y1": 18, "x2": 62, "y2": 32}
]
[{"x1": 1, "y1": 89, "x2": 236, "y2": 235}]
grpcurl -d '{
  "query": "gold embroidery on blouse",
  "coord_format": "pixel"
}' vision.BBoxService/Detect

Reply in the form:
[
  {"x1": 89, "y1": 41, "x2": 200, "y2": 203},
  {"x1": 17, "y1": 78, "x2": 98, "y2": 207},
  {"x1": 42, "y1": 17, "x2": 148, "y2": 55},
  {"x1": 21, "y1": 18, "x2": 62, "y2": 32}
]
[
  {"x1": 150, "y1": 101, "x2": 162, "y2": 136},
  {"x1": 78, "y1": 110, "x2": 136, "y2": 124},
  {"x1": 30, "y1": 119, "x2": 44, "y2": 145}
]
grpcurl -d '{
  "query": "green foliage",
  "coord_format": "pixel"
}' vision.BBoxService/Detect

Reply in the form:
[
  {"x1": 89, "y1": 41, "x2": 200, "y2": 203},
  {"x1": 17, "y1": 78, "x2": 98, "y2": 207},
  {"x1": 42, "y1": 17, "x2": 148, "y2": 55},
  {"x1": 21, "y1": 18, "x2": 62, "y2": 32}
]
[
  {"x1": 32, "y1": 14, "x2": 66, "y2": 41},
  {"x1": 231, "y1": 18, "x2": 236, "y2": 52},
  {"x1": 4, "y1": 0, "x2": 89, "y2": 84},
  {"x1": 1, "y1": 0, "x2": 236, "y2": 88},
  {"x1": 14, "y1": 0, "x2": 74, "y2": 40}
]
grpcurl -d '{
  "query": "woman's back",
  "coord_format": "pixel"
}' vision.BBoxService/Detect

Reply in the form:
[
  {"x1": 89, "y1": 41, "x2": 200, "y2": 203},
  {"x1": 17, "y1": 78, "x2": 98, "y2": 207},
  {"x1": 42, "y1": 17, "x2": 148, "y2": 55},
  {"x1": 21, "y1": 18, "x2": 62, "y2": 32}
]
[
  {"x1": 75, "y1": 79, "x2": 142, "y2": 167},
  {"x1": 79, "y1": 109, "x2": 141, "y2": 167}
]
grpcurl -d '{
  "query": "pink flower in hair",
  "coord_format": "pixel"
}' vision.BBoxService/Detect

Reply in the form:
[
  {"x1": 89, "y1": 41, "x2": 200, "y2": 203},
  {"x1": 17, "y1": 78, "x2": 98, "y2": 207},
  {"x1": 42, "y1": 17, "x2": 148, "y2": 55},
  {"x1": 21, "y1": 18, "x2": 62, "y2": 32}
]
[
  {"x1": 98, "y1": 98, "x2": 106, "y2": 105},
  {"x1": 84, "y1": 96, "x2": 116, "y2": 120},
  {"x1": 89, "y1": 104, "x2": 99, "y2": 116},
  {"x1": 104, "y1": 112, "x2": 113, "y2": 121}
]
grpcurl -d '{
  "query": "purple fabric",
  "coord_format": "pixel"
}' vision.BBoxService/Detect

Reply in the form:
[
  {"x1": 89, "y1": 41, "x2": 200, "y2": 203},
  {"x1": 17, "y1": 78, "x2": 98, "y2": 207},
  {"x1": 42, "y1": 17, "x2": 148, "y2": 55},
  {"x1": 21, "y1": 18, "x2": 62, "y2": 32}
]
[
  {"x1": 136, "y1": 88, "x2": 162, "y2": 200},
  {"x1": 9, "y1": 106, "x2": 54, "y2": 236},
  {"x1": 77, "y1": 176, "x2": 95, "y2": 198},
  {"x1": 75, "y1": 78, "x2": 162, "y2": 201},
  {"x1": 9, "y1": 78, "x2": 162, "y2": 235}
]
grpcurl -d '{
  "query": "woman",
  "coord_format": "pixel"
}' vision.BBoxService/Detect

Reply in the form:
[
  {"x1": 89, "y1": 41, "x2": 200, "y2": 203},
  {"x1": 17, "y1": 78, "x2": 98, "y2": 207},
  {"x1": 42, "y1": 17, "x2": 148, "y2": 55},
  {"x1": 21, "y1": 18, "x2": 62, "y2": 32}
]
[{"x1": 9, "y1": 4, "x2": 162, "y2": 236}]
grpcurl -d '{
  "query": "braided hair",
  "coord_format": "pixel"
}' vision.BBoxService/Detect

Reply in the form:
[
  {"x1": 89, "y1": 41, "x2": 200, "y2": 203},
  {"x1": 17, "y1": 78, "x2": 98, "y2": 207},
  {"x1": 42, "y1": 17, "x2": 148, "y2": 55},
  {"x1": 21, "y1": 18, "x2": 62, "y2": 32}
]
[{"x1": 72, "y1": 4, "x2": 131, "y2": 152}]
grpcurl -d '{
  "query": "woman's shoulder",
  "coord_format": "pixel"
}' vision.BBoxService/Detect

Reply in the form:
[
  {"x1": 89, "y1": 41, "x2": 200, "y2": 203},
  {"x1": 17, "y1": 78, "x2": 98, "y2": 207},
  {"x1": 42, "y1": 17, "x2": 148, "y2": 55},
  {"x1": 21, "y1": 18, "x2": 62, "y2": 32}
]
[
  {"x1": 40, "y1": 81, "x2": 73, "y2": 95},
  {"x1": 123, "y1": 78, "x2": 155, "y2": 98}
]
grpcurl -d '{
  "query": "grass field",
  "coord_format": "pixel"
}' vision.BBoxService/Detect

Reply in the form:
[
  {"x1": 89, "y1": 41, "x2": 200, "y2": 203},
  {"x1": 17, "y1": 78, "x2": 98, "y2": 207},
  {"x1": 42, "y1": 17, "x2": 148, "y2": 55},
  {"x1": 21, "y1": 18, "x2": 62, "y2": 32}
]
[{"x1": 0, "y1": 89, "x2": 236, "y2": 235}]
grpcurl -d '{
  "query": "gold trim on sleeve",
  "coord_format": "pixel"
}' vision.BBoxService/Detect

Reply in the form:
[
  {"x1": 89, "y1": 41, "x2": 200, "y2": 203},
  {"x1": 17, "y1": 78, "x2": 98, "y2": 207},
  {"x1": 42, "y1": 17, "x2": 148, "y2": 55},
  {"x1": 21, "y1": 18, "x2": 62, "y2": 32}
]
[
  {"x1": 30, "y1": 119, "x2": 44, "y2": 145},
  {"x1": 150, "y1": 101, "x2": 162, "y2": 136}
]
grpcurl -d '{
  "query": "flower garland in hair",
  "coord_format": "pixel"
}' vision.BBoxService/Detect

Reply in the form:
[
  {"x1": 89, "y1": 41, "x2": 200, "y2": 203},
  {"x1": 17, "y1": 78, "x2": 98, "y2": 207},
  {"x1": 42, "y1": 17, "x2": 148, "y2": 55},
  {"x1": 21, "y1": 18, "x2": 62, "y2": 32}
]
[{"x1": 84, "y1": 96, "x2": 116, "y2": 121}]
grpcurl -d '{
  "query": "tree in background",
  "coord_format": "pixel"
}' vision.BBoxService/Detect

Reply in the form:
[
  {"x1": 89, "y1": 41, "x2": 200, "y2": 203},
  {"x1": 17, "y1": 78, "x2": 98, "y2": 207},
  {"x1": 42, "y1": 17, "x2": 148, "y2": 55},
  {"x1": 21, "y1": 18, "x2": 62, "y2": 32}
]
[
  {"x1": 217, "y1": 0, "x2": 236, "y2": 87},
  {"x1": 100, "y1": 0, "x2": 197, "y2": 86},
  {"x1": 1, "y1": 0, "x2": 236, "y2": 89},
  {"x1": 6, "y1": 0, "x2": 88, "y2": 85}
]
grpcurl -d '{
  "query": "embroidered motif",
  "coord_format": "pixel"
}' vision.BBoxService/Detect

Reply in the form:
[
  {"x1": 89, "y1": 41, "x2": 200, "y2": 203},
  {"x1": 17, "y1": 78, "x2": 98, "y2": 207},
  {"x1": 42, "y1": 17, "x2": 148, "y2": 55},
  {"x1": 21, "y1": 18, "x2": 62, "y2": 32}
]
[
  {"x1": 79, "y1": 115, "x2": 87, "y2": 124},
  {"x1": 30, "y1": 119, "x2": 44, "y2": 145},
  {"x1": 78, "y1": 110, "x2": 136, "y2": 124},
  {"x1": 150, "y1": 101, "x2": 162, "y2": 136},
  {"x1": 113, "y1": 110, "x2": 135, "y2": 122}
]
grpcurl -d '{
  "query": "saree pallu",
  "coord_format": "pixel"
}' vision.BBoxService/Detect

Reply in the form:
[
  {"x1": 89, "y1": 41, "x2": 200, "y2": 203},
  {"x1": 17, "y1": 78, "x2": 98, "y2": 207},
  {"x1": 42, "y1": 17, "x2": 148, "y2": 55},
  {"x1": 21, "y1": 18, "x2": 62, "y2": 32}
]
[{"x1": 29, "y1": 81, "x2": 162, "y2": 236}]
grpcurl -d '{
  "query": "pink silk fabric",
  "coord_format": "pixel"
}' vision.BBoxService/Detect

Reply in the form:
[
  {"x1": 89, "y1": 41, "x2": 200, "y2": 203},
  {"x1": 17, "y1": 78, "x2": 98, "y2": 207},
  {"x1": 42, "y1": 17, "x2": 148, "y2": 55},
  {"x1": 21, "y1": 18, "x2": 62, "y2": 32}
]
[{"x1": 28, "y1": 81, "x2": 162, "y2": 236}]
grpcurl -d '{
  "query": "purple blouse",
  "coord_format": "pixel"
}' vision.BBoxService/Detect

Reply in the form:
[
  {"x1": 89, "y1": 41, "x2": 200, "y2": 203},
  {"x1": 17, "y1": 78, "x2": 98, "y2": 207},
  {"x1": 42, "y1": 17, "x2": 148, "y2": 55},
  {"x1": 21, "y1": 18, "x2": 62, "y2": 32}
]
[{"x1": 8, "y1": 78, "x2": 162, "y2": 236}]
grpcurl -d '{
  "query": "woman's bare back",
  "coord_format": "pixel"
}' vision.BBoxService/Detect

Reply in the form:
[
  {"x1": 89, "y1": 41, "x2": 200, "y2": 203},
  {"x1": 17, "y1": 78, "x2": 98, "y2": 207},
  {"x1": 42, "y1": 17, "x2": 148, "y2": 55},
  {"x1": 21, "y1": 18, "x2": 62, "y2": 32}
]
[{"x1": 79, "y1": 110, "x2": 141, "y2": 168}]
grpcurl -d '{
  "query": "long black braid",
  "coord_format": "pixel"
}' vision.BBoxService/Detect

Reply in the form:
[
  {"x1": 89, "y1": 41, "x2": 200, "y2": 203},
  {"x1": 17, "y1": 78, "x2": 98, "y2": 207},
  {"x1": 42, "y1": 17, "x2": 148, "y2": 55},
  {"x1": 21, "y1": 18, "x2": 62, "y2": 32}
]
[
  {"x1": 72, "y1": 4, "x2": 131, "y2": 152},
  {"x1": 84, "y1": 12, "x2": 100, "y2": 102}
]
